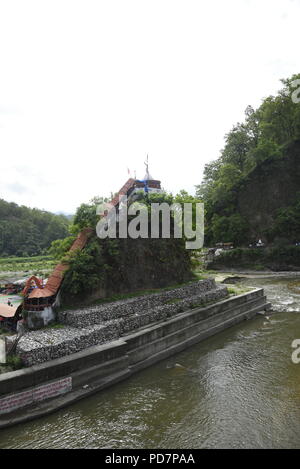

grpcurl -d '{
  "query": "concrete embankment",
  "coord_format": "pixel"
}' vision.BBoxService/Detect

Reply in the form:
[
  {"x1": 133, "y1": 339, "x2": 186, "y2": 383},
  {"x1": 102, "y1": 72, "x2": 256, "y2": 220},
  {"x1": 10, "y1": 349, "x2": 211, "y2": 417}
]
[
  {"x1": 16, "y1": 279, "x2": 226, "y2": 366},
  {"x1": 0, "y1": 281, "x2": 270, "y2": 429}
]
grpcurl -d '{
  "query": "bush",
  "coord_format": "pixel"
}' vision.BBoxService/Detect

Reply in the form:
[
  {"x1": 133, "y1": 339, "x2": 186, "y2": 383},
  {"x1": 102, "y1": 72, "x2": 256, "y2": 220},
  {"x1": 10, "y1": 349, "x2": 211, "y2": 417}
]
[
  {"x1": 6, "y1": 354, "x2": 24, "y2": 370},
  {"x1": 209, "y1": 246, "x2": 300, "y2": 270},
  {"x1": 60, "y1": 237, "x2": 107, "y2": 300},
  {"x1": 210, "y1": 214, "x2": 249, "y2": 246}
]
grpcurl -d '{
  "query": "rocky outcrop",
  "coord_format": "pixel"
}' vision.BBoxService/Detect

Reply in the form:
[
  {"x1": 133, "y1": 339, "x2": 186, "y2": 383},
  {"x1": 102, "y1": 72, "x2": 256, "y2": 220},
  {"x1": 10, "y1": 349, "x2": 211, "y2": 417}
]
[
  {"x1": 60, "y1": 235, "x2": 193, "y2": 306},
  {"x1": 237, "y1": 140, "x2": 300, "y2": 241}
]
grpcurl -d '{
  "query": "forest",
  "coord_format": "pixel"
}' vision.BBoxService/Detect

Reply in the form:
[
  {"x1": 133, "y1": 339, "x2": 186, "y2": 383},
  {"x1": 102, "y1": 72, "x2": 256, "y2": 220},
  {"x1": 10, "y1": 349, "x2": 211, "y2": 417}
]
[{"x1": 0, "y1": 199, "x2": 71, "y2": 257}]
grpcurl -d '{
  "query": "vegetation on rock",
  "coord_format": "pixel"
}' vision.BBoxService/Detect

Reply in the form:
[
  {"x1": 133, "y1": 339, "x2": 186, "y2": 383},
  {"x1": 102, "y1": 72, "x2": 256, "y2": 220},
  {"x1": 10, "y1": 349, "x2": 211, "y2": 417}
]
[
  {"x1": 196, "y1": 74, "x2": 300, "y2": 246},
  {"x1": 58, "y1": 191, "x2": 198, "y2": 305},
  {"x1": 209, "y1": 245, "x2": 300, "y2": 271}
]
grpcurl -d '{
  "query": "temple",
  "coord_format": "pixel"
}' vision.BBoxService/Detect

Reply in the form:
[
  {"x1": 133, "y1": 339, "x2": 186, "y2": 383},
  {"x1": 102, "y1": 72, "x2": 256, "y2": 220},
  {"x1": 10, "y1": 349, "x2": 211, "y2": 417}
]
[{"x1": 107, "y1": 175, "x2": 162, "y2": 215}]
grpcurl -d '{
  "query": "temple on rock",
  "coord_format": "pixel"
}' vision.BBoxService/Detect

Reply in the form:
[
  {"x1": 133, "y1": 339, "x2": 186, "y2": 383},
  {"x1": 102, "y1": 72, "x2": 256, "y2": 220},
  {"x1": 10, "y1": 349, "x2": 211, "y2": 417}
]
[
  {"x1": 101, "y1": 158, "x2": 163, "y2": 217},
  {"x1": 1, "y1": 163, "x2": 164, "y2": 330}
]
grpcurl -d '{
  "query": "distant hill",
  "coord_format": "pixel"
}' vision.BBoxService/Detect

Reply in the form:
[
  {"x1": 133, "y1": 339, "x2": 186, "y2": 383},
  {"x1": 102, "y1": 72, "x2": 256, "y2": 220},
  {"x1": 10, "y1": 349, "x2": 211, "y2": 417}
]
[
  {"x1": 0, "y1": 199, "x2": 70, "y2": 257},
  {"x1": 55, "y1": 212, "x2": 74, "y2": 220}
]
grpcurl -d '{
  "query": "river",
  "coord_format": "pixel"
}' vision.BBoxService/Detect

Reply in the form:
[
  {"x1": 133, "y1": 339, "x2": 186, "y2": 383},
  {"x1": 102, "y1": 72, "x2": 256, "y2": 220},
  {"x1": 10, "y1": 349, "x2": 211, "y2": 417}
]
[{"x1": 1, "y1": 274, "x2": 300, "y2": 449}]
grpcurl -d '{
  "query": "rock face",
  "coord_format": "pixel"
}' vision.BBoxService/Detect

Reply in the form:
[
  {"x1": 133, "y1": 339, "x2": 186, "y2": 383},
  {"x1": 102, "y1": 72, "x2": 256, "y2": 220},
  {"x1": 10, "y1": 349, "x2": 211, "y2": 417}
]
[
  {"x1": 106, "y1": 236, "x2": 193, "y2": 292},
  {"x1": 237, "y1": 140, "x2": 300, "y2": 241},
  {"x1": 61, "y1": 235, "x2": 193, "y2": 306},
  {"x1": 16, "y1": 280, "x2": 228, "y2": 366}
]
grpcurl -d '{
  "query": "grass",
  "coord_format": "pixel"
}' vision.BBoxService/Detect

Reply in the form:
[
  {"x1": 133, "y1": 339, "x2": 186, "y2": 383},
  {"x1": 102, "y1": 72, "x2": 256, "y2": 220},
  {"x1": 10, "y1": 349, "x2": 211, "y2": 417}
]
[
  {"x1": 227, "y1": 285, "x2": 252, "y2": 296},
  {"x1": 0, "y1": 255, "x2": 56, "y2": 274},
  {"x1": 193, "y1": 270, "x2": 215, "y2": 279},
  {"x1": 42, "y1": 323, "x2": 65, "y2": 330},
  {"x1": 0, "y1": 255, "x2": 53, "y2": 265},
  {"x1": 0, "y1": 329, "x2": 24, "y2": 374},
  {"x1": 0, "y1": 327, "x2": 15, "y2": 336},
  {"x1": 165, "y1": 298, "x2": 182, "y2": 305},
  {"x1": 0, "y1": 354, "x2": 24, "y2": 375},
  {"x1": 6, "y1": 354, "x2": 23, "y2": 370}
]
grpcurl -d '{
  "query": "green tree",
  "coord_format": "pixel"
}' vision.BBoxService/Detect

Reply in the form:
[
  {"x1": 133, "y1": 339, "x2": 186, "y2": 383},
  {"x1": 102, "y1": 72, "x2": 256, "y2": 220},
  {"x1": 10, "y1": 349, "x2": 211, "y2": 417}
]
[
  {"x1": 195, "y1": 73, "x2": 300, "y2": 246},
  {"x1": 0, "y1": 199, "x2": 71, "y2": 256}
]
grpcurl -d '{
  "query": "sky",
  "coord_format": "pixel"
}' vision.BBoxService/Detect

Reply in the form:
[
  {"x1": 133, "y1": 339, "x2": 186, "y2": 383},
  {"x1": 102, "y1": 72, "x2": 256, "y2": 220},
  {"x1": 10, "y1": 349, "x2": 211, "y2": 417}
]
[{"x1": 0, "y1": 0, "x2": 299, "y2": 214}]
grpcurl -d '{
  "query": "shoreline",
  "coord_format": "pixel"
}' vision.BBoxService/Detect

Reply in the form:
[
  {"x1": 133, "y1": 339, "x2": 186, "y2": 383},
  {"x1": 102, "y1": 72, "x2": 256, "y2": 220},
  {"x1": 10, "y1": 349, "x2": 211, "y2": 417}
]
[{"x1": 202, "y1": 270, "x2": 300, "y2": 279}]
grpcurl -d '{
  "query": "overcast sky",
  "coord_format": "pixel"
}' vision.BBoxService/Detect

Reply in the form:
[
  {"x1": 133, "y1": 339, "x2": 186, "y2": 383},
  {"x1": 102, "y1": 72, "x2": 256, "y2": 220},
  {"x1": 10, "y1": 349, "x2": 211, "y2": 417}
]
[{"x1": 0, "y1": 0, "x2": 299, "y2": 214}]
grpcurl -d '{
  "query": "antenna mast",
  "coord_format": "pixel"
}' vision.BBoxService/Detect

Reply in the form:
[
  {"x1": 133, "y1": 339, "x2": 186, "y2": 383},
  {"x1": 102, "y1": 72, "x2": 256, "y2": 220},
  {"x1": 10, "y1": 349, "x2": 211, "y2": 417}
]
[{"x1": 144, "y1": 154, "x2": 150, "y2": 180}]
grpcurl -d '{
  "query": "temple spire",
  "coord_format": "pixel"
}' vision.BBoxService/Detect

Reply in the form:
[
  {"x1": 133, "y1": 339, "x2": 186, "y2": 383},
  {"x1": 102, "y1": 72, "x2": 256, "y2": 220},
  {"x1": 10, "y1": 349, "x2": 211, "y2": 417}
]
[{"x1": 143, "y1": 154, "x2": 153, "y2": 180}]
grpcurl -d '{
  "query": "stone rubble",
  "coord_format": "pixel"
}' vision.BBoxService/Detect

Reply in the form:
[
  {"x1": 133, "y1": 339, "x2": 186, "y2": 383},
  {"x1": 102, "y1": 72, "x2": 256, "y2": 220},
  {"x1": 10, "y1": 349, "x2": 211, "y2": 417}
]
[
  {"x1": 58, "y1": 279, "x2": 218, "y2": 327},
  {"x1": 16, "y1": 279, "x2": 228, "y2": 366}
]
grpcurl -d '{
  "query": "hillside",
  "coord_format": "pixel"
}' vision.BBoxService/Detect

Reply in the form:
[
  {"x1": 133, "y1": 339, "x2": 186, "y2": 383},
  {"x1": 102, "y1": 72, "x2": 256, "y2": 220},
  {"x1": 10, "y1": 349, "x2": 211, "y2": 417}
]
[
  {"x1": 197, "y1": 73, "x2": 300, "y2": 247},
  {"x1": 237, "y1": 140, "x2": 300, "y2": 243},
  {"x1": 0, "y1": 199, "x2": 70, "y2": 257}
]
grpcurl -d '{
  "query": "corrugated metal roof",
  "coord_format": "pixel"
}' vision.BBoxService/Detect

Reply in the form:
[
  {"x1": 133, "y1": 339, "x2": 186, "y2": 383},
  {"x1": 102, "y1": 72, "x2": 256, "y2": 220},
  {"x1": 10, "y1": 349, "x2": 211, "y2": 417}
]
[
  {"x1": 0, "y1": 304, "x2": 18, "y2": 318},
  {"x1": 26, "y1": 288, "x2": 54, "y2": 299},
  {"x1": 21, "y1": 275, "x2": 44, "y2": 296},
  {"x1": 110, "y1": 178, "x2": 135, "y2": 208}
]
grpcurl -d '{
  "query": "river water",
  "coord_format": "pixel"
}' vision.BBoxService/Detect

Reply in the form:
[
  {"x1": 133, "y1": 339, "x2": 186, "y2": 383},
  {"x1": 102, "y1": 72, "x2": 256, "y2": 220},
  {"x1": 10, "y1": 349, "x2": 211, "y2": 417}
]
[{"x1": 1, "y1": 274, "x2": 300, "y2": 449}]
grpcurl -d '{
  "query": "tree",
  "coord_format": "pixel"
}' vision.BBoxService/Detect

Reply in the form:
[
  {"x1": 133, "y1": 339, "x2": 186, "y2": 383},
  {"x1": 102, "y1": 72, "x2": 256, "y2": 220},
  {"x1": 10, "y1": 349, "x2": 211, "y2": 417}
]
[
  {"x1": 72, "y1": 203, "x2": 99, "y2": 231},
  {"x1": 0, "y1": 199, "x2": 70, "y2": 256},
  {"x1": 195, "y1": 73, "x2": 300, "y2": 246}
]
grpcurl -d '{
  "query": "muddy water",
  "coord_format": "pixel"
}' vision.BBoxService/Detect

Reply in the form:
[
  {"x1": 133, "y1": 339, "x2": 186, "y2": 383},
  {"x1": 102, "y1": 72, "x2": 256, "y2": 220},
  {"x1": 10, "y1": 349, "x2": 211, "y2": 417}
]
[
  {"x1": 242, "y1": 274, "x2": 300, "y2": 313},
  {"x1": 1, "y1": 275, "x2": 300, "y2": 449}
]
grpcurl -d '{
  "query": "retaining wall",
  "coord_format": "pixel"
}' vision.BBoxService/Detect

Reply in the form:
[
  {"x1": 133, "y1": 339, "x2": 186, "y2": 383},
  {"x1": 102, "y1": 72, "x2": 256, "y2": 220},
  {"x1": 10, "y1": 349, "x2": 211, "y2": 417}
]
[
  {"x1": 58, "y1": 279, "x2": 217, "y2": 327},
  {"x1": 16, "y1": 280, "x2": 228, "y2": 366},
  {"x1": 0, "y1": 288, "x2": 271, "y2": 429}
]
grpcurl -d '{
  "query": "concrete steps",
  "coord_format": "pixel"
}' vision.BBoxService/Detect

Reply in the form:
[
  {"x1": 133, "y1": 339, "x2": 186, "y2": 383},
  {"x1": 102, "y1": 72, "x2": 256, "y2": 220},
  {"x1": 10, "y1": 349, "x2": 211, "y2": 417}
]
[
  {"x1": 16, "y1": 287, "x2": 268, "y2": 368},
  {"x1": 124, "y1": 292, "x2": 269, "y2": 368}
]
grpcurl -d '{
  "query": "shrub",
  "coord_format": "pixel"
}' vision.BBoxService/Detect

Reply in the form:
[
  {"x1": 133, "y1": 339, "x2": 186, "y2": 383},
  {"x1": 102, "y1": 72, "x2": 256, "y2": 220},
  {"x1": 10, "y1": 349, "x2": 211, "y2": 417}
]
[{"x1": 6, "y1": 354, "x2": 24, "y2": 370}]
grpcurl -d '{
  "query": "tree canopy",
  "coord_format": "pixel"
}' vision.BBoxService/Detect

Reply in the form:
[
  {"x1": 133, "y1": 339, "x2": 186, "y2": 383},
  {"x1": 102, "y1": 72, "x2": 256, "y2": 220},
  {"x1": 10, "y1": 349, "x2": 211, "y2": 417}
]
[
  {"x1": 0, "y1": 199, "x2": 71, "y2": 257},
  {"x1": 196, "y1": 73, "x2": 300, "y2": 246}
]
